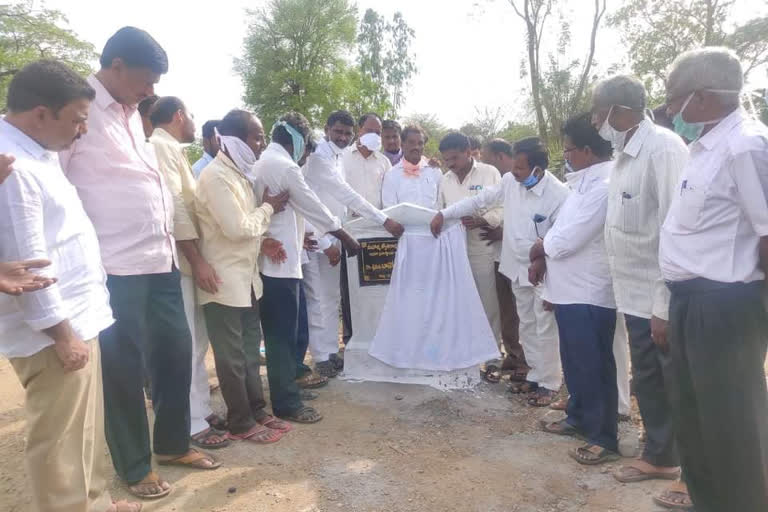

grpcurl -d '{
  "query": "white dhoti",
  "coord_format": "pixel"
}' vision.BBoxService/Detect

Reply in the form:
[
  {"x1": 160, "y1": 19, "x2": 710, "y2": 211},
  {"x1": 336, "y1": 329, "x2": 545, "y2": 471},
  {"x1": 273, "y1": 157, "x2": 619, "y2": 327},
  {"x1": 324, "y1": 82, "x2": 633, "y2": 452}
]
[
  {"x1": 468, "y1": 253, "x2": 502, "y2": 347},
  {"x1": 181, "y1": 274, "x2": 213, "y2": 435},
  {"x1": 614, "y1": 312, "x2": 631, "y2": 416},
  {"x1": 303, "y1": 249, "x2": 342, "y2": 363},
  {"x1": 369, "y1": 224, "x2": 499, "y2": 370},
  {"x1": 511, "y1": 281, "x2": 561, "y2": 391}
]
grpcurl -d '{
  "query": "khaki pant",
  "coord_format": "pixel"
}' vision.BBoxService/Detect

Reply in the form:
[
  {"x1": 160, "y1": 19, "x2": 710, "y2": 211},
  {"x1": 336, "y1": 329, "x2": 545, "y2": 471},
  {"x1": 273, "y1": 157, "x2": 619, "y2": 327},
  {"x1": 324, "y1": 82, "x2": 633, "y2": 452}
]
[{"x1": 10, "y1": 340, "x2": 112, "y2": 512}]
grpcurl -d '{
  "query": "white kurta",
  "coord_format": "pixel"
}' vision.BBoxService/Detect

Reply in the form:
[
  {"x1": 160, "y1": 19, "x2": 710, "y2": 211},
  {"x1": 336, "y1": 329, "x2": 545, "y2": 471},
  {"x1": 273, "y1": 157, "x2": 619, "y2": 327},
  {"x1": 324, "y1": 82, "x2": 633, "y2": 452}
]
[{"x1": 368, "y1": 224, "x2": 499, "y2": 371}]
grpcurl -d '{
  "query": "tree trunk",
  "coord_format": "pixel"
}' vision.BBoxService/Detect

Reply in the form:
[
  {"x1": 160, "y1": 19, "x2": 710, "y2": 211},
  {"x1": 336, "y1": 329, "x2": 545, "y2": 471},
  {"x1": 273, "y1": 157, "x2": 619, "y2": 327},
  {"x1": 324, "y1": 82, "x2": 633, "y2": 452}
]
[{"x1": 704, "y1": 0, "x2": 715, "y2": 45}]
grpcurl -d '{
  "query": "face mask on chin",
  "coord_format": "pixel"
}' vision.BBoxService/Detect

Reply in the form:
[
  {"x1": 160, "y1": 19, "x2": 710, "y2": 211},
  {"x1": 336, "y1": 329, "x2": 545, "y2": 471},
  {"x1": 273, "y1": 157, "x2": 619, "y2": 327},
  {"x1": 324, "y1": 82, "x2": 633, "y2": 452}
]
[
  {"x1": 672, "y1": 89, "x2": 739, "y2": 141},
  {"x1": 598, "y1": 105, "x2": 640, "y2": 152},
  {"x1": 522, "y1": 167, "x2": 542, "y2": 188}
]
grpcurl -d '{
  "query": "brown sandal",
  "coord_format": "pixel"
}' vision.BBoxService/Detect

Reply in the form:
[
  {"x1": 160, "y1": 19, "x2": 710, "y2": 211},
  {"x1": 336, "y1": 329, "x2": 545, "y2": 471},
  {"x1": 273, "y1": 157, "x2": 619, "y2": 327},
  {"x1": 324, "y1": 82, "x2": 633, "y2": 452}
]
[
  {"x1": 653, "y1": 482, "x2": 692, "y2": 510},
  {"x1": 508, "y1": 380, "x2": 537, "y2": 394},
  {"x1": 614, "y1": 460, "x2": 680, "y2": 483},
  {"x1": 127, "y1": 471, "x2": 171, "y2": 500},
  {"x1": 568, "y1": 443, "x2": 620, "y2": 466},
  {"x1": 157, "y1": 448, "x2": 221, "y2": 470},
  {"x1": 527, "y1": 388, "x2": 558, "y2": 407},
  {"x1": 295, "y1": 372, "x2": 329, "y2": 389}
]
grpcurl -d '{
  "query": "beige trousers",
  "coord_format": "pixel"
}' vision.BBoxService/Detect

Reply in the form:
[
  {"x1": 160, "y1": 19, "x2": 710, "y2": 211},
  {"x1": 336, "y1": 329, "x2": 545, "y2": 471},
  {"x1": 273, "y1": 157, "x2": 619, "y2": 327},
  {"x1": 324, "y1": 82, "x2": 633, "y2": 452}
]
[
  {"x1": 10, "y1": 340, "x2": 112, "y2": 512},
  {"x1": 468, "y1": 253, "x2": 502, "y2": 347}
]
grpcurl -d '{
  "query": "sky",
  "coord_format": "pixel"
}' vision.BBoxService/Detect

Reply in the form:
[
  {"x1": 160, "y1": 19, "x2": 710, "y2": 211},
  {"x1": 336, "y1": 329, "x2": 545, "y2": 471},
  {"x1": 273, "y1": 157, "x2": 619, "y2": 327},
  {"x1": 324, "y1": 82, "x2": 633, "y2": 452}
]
[{"x1": 46, "y1": 0, "x2": 765, "y2": 132}]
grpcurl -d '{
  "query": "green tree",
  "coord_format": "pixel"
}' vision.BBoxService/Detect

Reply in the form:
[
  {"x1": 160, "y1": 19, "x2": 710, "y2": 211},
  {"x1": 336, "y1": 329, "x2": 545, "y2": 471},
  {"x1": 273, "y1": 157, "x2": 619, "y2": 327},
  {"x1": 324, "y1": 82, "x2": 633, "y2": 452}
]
[
  {"x1": 402, "y1": 112, "x2": 448, "y2": 158},
  {"x1": 506, "y1": 0, "x2": 607, "y2": 147},
  {"x1": 609, "y1": 0, "x2": 768, "y2": 102},
  {"x1": 0, "y1": 1, "x2": 97, "y2": 109},
  {"x1": 357, "y1": 8, "x2": 416, "y2": 117},
  {"x1": 237, "y1": 0, "x2": 358, "y2": 130}
]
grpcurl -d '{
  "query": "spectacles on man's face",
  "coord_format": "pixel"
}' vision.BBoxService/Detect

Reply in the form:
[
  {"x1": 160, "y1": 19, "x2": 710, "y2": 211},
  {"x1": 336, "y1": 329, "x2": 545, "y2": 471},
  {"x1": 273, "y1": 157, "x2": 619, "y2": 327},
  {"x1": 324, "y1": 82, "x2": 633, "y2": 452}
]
[{"x1": 563, "y1": 146, "x2": 579, "y2": 154}]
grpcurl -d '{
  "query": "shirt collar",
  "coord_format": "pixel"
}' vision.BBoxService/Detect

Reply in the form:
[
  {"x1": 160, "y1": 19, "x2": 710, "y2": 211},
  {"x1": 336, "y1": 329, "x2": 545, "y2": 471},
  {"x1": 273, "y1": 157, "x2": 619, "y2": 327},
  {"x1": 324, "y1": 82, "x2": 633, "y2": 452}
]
[
  {"x1": 695, "y1": 108, "x2": 746, "y2": 151},
  {"x1": 0, "y1": 118, "x2": 55, "y2": 162},
  {"x1": 565, "y1": 161, "x2": 611, "y2": 193},
  {"x1": 266, "y1": 142, "x2": 295, "y2": 163},
  {"x1": 87, "y1": 74, "x2": 123, "y2": 112},
  {"x1": 446, "y1": 159, "x2": 478, "y2": 183},
  {"x1": 149, "y1": 127, "x2": 180, "y2": 146},
  {"x1": 526, "y1": 170, "x2": 549, "y2": 197},
  {"x1": 622, "y1": 118, "x2": 653, "y2": 158}
]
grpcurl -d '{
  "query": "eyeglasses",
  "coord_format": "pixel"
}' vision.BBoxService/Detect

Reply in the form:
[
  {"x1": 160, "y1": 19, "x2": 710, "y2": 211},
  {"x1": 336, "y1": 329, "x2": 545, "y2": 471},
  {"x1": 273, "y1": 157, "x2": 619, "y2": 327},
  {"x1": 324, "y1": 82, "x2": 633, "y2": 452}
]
[{"x1": 563, "y1": 146, "x2": 579, "y2": 154}]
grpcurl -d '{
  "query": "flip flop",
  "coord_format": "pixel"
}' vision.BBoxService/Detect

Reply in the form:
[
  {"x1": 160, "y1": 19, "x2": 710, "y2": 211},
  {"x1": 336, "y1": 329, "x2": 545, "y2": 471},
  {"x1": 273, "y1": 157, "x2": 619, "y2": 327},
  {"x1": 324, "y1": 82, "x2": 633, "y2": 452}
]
[
  {"x1": 127, "y1": 471, "x2": 171, "y2": 500},
  {"x1": 157, "y1": 448, "x2": 221, "y2": 470},
  {"x1": 568, "y1": 444, "x2": 621, "y2": 466},
  {"x1": 614, "y1": 461, "x2": 680, "y2": 483},
  {"x1": 228, "y1": 424, "x2": 283, "y2": 444},
  {"x1": 258, "y1": 415, "x2": 293, "y2": 433},
  {"x1": 277, "y1": 406, "x2": 323, "y2": 424},
  {"x1": 190, "y1": 427, "x2": 230, "y2": 449},
  {"x1": 653, "y1": 487, "x2": 693, "y2": 510},
  {"x1": 541, "y1": 418, "x2": 584, "y2": 438}
]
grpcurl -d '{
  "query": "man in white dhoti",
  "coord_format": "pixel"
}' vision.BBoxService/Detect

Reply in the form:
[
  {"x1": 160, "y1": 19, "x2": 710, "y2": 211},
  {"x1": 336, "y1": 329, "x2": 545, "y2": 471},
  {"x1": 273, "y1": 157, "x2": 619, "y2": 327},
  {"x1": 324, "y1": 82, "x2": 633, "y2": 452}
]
[
  {"x1": 438, "y1": 132, "x2": 503, "y2": 349},
  {"x1": 431, "y1": 137, "x2": 569, "y2": 407}
]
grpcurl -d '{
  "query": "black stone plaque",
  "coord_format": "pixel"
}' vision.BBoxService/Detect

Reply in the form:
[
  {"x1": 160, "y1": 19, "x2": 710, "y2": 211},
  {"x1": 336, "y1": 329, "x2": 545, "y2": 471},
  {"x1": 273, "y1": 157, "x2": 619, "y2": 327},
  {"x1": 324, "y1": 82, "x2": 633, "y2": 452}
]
[{"x1": 357, "y1": 237, "x2": 399, "y2": 286}]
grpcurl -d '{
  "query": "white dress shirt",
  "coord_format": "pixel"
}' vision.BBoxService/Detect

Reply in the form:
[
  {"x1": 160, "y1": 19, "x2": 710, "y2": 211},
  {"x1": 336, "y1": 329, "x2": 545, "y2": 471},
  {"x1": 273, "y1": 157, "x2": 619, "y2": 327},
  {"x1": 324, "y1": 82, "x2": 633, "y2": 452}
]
[
  {"x1": 442, "y1": 170, "x2": 570, "y2": 285},
  {"x1": 252, "y1": 143, "x2": 342, "y2": 279},
  {"x1": 342, "y1": 145, "x2": 391, "y2": 210},
  {"x1": 661, "y1": 108, "x2": 768, "y2": 283},
  {"x1": 304, "y1": 139, "x2": 387, "y2": 224},
  {"x1": 0, "y1": 120, "x2": 113, "y2": 358},
  {"x1": 605, "y1": 119, "x2": 688, "y2": 320},
  {"x1": 381, "y1": 158, "x2": 443, "y2": 209},
  {"x1": 543, "y1": 161, "x2": 615, "y2": 309}
]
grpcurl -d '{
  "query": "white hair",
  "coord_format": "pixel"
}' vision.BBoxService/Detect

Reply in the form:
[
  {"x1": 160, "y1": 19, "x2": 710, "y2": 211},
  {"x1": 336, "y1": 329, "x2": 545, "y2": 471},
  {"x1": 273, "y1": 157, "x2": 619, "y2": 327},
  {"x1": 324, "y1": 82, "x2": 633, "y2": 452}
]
[
  {"x1": 666, "y1": 47, "x2": 743, "y2": 104},
  {"x1": 592, "y1": 75, "x2": 647, "y2": 112}
]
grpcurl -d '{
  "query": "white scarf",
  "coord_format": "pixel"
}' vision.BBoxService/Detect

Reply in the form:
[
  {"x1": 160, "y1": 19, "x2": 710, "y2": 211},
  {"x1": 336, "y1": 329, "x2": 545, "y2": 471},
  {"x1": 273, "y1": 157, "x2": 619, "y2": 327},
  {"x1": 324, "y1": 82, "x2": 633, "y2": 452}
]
[{"x1": 217, "y1": 130, "x2": 256, "y2": 178}]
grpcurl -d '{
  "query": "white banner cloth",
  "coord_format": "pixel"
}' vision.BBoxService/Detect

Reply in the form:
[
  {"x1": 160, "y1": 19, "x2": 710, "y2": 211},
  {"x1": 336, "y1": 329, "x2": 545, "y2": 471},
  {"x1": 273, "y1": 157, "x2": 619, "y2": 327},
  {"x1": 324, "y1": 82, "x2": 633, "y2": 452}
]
[{"x1": 368, "y1": 223, "x2": 499, "y2": 371}]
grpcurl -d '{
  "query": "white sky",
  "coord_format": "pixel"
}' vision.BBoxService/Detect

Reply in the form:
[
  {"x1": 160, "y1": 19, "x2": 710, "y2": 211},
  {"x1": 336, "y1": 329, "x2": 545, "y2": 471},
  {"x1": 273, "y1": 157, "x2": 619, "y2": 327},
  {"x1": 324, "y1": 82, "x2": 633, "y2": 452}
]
[{"x1": 47, "y1": 0, "x2": 765, "y2": 132}]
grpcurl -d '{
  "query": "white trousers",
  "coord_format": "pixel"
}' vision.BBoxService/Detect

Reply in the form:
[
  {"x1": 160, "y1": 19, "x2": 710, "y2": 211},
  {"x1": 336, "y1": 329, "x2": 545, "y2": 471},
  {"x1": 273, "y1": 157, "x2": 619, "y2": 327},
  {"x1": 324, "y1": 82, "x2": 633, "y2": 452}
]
[
  {"x1": 468, "y1": 253, "x2": 501, "y2": 347},
  {"x1": 303, "y1": 251, "x2": 341, "y2": 363},
  {"x1": 512, "y1": 281, "x2": 562, "y2": 391},
  {"x1": 614, "y1": 312, "x2": 631, "y2": 416},
  {"x1": 181, "y1": 274, "x2": 213, "y2": 435}
]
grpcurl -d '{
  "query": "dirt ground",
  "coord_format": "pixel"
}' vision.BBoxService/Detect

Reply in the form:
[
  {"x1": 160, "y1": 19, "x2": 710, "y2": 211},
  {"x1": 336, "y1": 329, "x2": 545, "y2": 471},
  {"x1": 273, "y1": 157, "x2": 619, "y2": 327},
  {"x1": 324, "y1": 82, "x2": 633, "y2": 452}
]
[{"x1": 0, "y1": 351, "x2": 698, "y2": 512}]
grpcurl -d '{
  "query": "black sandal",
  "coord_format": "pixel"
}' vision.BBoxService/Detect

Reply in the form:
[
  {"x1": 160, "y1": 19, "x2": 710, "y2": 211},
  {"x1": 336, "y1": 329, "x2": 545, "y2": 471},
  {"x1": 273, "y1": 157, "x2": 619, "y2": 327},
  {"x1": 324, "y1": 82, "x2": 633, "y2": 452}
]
[
  {"x1": 508, "y1": 380, "x2": 538, "y2": 394},
  {"x1": 527, "y1": 388, "x2": 558, "y2": 407},
  {"x1": 190, "y1": 427, "x2": 230, "y2": 449},
  {"x1": 568, "y1": 443, "x2": 620, "y2": 466},
  {"x1": 481, "y1": 364, "x2": 502, "y2": 384},
  {"x1": 277, "y1": 406, "x2": 323, "y2": 424}
]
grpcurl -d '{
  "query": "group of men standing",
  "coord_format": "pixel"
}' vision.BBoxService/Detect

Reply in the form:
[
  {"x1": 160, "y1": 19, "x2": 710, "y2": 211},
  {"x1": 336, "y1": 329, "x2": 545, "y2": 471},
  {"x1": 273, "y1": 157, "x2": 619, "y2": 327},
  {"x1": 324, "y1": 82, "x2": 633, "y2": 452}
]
[{"x1": 0, "y1": 21, "x2": 764, "y2": 512}]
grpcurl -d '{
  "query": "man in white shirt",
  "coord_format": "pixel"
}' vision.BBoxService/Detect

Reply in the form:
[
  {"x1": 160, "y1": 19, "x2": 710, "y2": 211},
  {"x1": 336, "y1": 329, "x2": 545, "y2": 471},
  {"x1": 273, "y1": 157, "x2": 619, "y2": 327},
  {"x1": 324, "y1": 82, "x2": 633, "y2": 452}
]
[
  {"x1": 381, "y1": 124, "x2": 443, "y2": 209},
  {"x1": 590, "y1": 75, "x2": 688, "y2": 485},
  {"x1": 431, "y1": 137, "x2": 569, "y2": 407},
  {"x1": 533, "y1": 113, "x2": 620, "y2": 465},
  {"x1": 252, "y1": 112, "x2": 360, "y2": 424},
  {"x1": 191, "y1": 120, "x2": 220, "y2": 178},
  {"x1": 342, "y1": 113, "x2": 393, "y2": 210},
  {"x1": 0, "y1": 60, "x2": 139, "y2": 512},
  {"x1": 149, "y1": 97, "x2": 228, "y2": 449},
  {"x1": 303, "y1": 111, "x2": 403, "y2": 375},
  {"x1": 661, "y1": 48, "x2": 768, "y2": 512},
  {"x1": 438, "y1": 132, "x2": 503, "y2": 349}
]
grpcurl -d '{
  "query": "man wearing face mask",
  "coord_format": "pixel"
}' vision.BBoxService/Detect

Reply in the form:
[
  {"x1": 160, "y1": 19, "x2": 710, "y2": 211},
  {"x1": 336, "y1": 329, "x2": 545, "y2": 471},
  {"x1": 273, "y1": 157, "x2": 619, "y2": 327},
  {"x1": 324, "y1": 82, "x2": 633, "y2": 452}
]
[
  {"x1": 303, "y1": 111, "x2": 403, "y2": 375},
  {"x1": 660, "y1": 48, "x2": 768, "y2": 512},
  {"x1": 343, "y1": 113, "x2": 393, "y2": 209},
  {"x1": 252, "y1": 112, "x2": 361, "y2": 424},
  {"x1": 431, "y1": 137, "x2": 569, "y2": 407},
  {"x1": 532, "y1": 113, "x2": 620, "y2": 465},
  {"x1": 590, "y1": 75, "x2": 689, "y2": 487}
]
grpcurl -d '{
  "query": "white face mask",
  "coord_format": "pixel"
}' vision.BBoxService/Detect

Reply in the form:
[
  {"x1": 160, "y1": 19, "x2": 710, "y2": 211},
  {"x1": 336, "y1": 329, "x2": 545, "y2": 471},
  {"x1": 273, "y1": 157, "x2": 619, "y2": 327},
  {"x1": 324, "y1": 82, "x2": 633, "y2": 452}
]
[
  {"x1": 359, "y1": 132, "x2": 382, "y2": 152},
  {"x1": 598, "y1": 105, "x2": 641, "y2": 152},
  {"x1": 218, "y1": 132, "x2": 257, "y2": 176}
]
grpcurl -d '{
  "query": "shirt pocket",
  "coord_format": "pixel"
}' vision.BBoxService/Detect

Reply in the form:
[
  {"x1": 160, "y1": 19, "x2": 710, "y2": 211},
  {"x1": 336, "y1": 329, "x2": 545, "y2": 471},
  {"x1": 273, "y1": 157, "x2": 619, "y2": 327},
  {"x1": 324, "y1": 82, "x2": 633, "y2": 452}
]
[
  {"x1": 674, "y1": 182, "x2": 707, "y2": 229},
  {"x1": 618, "y1": 192, "x2": 641, "y2": 234}
]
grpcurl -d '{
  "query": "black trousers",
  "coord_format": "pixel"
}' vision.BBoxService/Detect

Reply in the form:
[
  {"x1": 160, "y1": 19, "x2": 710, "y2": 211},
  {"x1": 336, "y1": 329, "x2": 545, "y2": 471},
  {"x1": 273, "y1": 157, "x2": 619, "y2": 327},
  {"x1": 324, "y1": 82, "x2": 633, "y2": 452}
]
[
  {"x1": 203, "y1": 299, "x2": 267, "y2": 435},
  {"x1": 624, "y1": 314, "x2": 679, "y2": 467},
  {"x1": 340, "y1": 249, "x2": 352, "y2": 345},
  {"x1": 100, "y1": 269, "x2": 192, "y2": 484},
  {"x1": 555, "y1": 304, "x2": 618, "y2": 452},
  {"x1": 667, "y1": 279, "x2": 768, "y2": 512},
  {"x1": 259, "y1": 275, "x2": 305, "y2": 416}
]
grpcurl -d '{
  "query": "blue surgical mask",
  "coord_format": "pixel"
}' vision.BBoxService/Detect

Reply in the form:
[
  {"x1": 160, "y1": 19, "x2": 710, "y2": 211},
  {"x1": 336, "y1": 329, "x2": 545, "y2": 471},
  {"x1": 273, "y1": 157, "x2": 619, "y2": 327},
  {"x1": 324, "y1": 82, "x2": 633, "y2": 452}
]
[
  {"x1": 672, "y1": 89, "x2": 740, "y2": 141},
  {"x1": 272, "y1": 121, "x2": 306, "y2": 163},
  {"x1": 522, "y1": 168, "x2": 542, "y2": 188}
]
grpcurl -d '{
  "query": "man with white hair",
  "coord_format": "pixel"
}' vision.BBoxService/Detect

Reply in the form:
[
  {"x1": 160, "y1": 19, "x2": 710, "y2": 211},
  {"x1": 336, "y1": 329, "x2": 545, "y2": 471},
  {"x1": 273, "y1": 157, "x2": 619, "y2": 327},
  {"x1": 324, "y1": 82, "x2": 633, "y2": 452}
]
[
  {"x1": 590, "y1": 76, "x2": 689, "y2": 473},
  {"x1": 662, "y1": 47, "x2": 768, "y2": 512}
]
